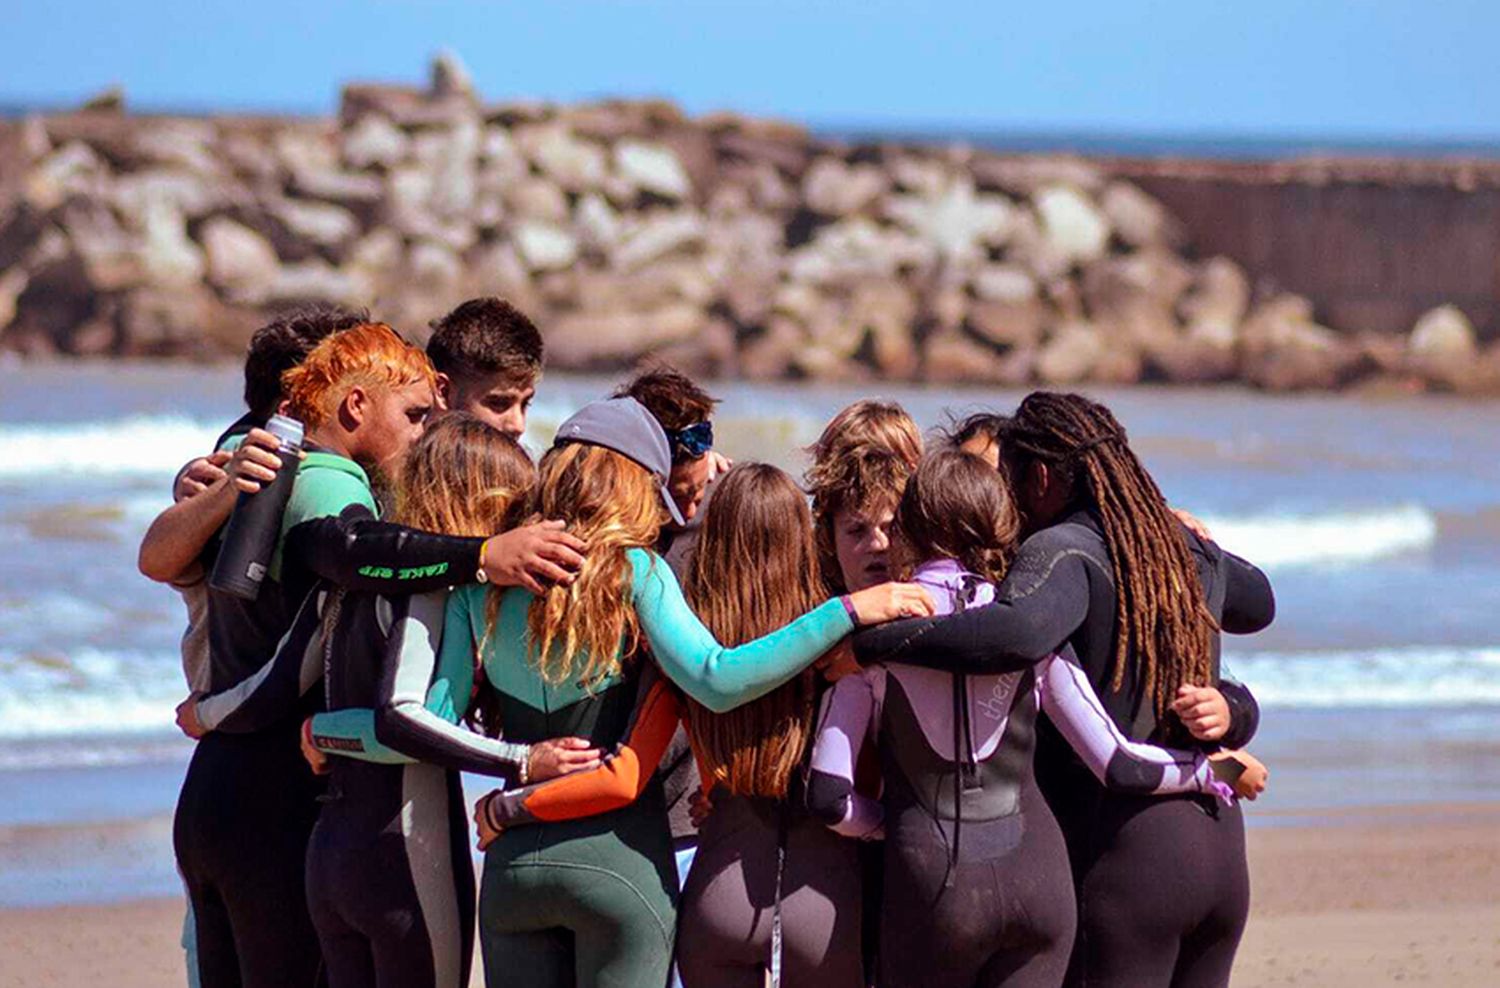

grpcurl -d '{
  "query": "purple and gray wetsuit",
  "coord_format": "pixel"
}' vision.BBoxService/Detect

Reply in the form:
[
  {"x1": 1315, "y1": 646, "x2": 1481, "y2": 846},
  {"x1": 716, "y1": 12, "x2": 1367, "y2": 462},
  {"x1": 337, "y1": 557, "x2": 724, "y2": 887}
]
[{"x1": 807, "y1": 558, "x2": 1230, "y2": 988}]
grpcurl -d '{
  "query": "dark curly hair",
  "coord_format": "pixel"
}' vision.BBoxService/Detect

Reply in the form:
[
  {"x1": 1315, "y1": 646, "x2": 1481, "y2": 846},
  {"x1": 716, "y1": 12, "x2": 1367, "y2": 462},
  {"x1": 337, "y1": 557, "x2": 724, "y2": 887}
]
[{"x1": 243, "y1": 305, "x2": 368, "y2": 419}]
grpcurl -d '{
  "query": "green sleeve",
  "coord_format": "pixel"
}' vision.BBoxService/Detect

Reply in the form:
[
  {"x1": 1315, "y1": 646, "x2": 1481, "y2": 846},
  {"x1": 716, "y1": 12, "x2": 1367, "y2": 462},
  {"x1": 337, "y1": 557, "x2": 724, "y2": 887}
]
[
  {"x1": 311, "y1": 589, "x2": 476, "y2": 764},
  {"x1": 628, "y1": 548, "x2": 854, "y2": 714},
  {"x1": 309, "y1": 708, "x2": 411, "y2": 764}
]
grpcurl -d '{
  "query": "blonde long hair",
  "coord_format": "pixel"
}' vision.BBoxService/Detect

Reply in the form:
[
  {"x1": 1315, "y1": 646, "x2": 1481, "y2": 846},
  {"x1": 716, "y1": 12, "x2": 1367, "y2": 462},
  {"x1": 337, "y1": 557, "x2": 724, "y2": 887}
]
[
  {"x1": 490, "y1": 442, "x2": 666, "y2": 688},
  {"x1": 682, "y1": 463, "x2": 826, "y2": 798}
]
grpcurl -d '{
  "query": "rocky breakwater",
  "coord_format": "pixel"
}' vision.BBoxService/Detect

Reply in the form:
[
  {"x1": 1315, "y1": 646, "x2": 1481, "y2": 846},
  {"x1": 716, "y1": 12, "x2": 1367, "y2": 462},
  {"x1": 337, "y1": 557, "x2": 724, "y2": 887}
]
[{"x1": 2, "y1": 54, "x2": 1498, "y2": 394}]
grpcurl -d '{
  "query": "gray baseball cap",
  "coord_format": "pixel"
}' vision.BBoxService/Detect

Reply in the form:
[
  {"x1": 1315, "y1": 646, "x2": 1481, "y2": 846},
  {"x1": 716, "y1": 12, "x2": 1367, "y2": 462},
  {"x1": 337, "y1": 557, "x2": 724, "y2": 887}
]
[{"x1": 552, "y1": 397, "x2": 687, "y2": 527}]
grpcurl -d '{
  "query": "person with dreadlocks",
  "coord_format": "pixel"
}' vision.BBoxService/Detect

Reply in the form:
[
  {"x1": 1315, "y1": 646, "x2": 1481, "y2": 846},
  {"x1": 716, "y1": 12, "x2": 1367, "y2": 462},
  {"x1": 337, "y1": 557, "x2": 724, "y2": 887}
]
[
  {"x1": 852, "y1": 391, "x2": 1275, "y2": 988},
  {"x1": 807, "y1": 448, "x2": 1240, "y2": 988}
]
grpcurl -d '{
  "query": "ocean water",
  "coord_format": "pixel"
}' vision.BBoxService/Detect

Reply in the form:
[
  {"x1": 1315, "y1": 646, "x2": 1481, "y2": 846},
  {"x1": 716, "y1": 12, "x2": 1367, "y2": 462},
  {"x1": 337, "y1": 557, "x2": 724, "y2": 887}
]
[{"x1": 1, "y1": 361, "x2": 1498, "y2": 904}]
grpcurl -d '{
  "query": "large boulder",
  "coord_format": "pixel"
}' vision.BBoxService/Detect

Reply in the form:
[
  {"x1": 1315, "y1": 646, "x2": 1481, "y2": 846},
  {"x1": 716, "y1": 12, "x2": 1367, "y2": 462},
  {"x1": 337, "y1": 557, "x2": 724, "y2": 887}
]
[
  {"x1": 201, "y1": 216, "x2": 280, "y2": 294},
  {"x1": 341, "y1": 113, "x2": 410, "y2": 169},
  {"x1": 923, "y1": 330, "x2": 1035, "y2": 385},
  {"x1": 1178, "y1": 256, "x2": 1249, "y2": 346},
  {"x1": 545, "y1": 303, "x2": 705, "y2": 368},
  {"x1": 1240, "y1": 295, "x2": 1363, "y2": 391},
  {"x1": 515, "y1": 123, "x2": 607, "y2": 192},
  {"x1": 1407, "y1": 304, "x2": 1479, "y2": 390},
  {"x1": 611, "y1": 211, "x2": 706, "y2": 270},
  {"x1": 269, "y1": 197, "x2": 360, "y2": 248},
  {"x1": 1037, "y1": 323, "x2": 1107, "y2": 384},
  {"x1": 885, "y1": 175, "x2": 1015, "y2": 266},
  {"x1": 1033, "y1": 185, "x2": 1111, "y2": 267},
  {"x1": 801, "y1": 158, "x2": 888, "y2": 216},
  {"x1": 1100, "y1": 181, "x2": 1183, "y2": 249},
  {"x1": 513, "y1": 222, "x2": 580, "y2": 272},
  {"x1": 614, "y1": 140, "x2": 692, "y2": 200}
]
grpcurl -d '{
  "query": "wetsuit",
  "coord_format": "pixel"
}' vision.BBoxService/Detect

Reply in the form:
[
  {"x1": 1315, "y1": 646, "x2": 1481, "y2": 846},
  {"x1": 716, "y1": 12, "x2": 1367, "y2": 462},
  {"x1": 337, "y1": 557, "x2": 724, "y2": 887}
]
[
  {"x1": 811, "y1": 559, "x2": 1231, "y2": 987},
  {"x1": 852, "y1": 513, "x2": 1274, "y2": 988},
  {"x1": 313, "y1": 546, "x2": 859, "y2": 988},
  {"x1": 175, "y1": 449, "x2": 489, "y2": 988}
]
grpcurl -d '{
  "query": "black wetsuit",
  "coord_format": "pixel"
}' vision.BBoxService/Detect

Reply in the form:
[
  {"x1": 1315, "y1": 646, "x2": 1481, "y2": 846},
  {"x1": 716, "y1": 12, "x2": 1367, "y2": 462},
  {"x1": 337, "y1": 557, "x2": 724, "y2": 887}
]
[
  {"x1": 853, "y1": 511, "x2": 1273, "y2": 988},
  {"x1": 176, "y1": 451, "x2": 488, "y2": 988},
  {"x1": 303, "y1": 588, "x2": 531, "y2": 988}
]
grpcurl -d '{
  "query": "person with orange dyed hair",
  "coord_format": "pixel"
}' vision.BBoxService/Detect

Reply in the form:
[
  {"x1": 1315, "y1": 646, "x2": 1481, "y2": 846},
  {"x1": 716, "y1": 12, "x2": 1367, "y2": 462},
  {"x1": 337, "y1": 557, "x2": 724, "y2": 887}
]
[{"x1": 160, "y1": 322, "x2": 580, "y2": 988}]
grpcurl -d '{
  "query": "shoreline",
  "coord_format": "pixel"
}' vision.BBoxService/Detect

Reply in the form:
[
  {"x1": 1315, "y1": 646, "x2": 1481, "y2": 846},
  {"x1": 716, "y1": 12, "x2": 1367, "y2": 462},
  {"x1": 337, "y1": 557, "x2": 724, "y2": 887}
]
[{"x1": 3, "y1": 801, "x2": 1496, "y2": 988}]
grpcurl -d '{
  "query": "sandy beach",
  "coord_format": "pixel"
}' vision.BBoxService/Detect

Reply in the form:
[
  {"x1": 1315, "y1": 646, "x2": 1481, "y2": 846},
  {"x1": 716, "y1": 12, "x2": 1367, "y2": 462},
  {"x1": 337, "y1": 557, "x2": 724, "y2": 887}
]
[{"x1": 1, "y1": 801, "x2": 1495, "y2": 988}]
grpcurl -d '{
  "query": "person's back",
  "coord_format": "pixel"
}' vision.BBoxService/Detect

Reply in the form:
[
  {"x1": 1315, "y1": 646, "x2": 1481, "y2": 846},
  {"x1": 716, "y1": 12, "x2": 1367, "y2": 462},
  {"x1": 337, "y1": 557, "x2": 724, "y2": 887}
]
[{"x1": 851, "y1": 394, "x2": 1275, "y2": 988}]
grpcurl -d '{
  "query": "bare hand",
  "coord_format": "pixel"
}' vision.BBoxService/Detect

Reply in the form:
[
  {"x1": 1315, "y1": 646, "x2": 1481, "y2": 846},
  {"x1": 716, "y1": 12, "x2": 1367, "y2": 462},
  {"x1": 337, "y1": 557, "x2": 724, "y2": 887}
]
[
  {"x1": 174, "y1": 451, "x2": 233, "y2": 502},
  {"x1": 1172, "y1": 507, "x2": 1214, "y2": 543},
  {"x1": 300, "y1": 718, "x2": 330, "y2": 775},
  {"x1": 228, "y1": 429, "x2": 288, "y2": 495},
  {"x1": 1211, "y1": 749, "x2": 1269, "y2": 800},
  {"x1": 846, "y1": 582, "x2": 937, "y2": 626},
  {"x1": 1173, "y1": 684, "x2": 1231, "y2": 741},
  {"x1": 705, "y1": 450, "x2": 733, "y2": 483},
  {"x1": 528, "y1": 737, "x2": 603, "y2": 782},
  {"x1": 817, "y1": 641, "x2": 862, "y2": 683},
  {"x1": 482, "y1": 521, "x2": 588, "y2": 594},
  {"x1": 688, "y1": 786, "x2": 714, "y2": 829},
  {"x1": 474, "y1": 792, "x2": 503, "y2": 850},
  {"x1": 175, "y1": 694, "x2": 207, "y2": 739}
]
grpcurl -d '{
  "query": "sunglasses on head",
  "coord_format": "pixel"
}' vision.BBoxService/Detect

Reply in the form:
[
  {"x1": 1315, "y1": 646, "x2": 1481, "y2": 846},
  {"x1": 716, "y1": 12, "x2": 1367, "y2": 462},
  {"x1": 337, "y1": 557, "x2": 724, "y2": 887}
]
[{"x1": 666, "y1": 421, "x2": 714, "y2": 462}]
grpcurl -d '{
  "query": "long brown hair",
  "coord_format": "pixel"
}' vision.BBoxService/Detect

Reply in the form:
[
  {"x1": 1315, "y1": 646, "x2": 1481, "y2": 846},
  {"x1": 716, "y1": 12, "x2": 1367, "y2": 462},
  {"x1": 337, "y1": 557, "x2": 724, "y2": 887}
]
[
  {"x1": 488, "y1": 442, "x2": 666, "y2": 688},
  {"x1": 804, "y1": 400, "x2": 923, "y2": 594},
  {"x1": 390, "y1": 414, "x2": 535, "y2": 537},
  {"x1": 1003, "y1": 391, "x2": 1216, "y2": 738},
  {"x1": 895, "y1": 449, "x2": 1020, "y2": 585},
  {"x1": 682, "y1": 463, "x2": 826, "y2": 798},
  {"x1": 388, "y1": 414, "x2": 535, "y2": 738}
]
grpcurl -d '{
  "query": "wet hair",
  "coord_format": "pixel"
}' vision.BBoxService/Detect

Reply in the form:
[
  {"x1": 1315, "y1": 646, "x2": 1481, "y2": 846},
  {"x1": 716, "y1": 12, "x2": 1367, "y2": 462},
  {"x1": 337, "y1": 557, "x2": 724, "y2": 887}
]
[
  {"x1": 491, "y1": 443, "x2": 665, "y2": 690},
  {"x1": 895, "y1": 449, "x2": 1020, "y2": 585},
  {"x1": 243, "y1": 305, "x2": 368, "y2": 419},
  {"x1": 612, "y1": 365, "x2": 718, "y2": 433},
  {"x1": 426, "y1": 297, "x2": 544, "y2": 387},
  {"x1": 1002, "y1": 391, "x2": 1216, "y2": 739},
  {"x1": 682, "y1": 463, "x2": 825, "y2": 798},
  {"x1": 942, "y1": 411, "x2": 1011, "y2": 453},
  {"x1": 388, "y1": 414, "x2": 537, "y2": 739},
  {"x1": 804, "y1": 400, "x2": 922, "y2": 594},
  {"x1": 282, "y1": 323, "x2": 436, "y2": 431}
]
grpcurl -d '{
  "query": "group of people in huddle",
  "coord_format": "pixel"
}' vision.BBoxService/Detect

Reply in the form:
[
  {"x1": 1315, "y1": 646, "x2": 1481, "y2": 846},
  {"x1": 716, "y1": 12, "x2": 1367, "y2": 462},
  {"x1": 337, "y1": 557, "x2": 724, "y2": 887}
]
[{"x1": 139, "y1": 296, "x2": 1274, "y2": 988}]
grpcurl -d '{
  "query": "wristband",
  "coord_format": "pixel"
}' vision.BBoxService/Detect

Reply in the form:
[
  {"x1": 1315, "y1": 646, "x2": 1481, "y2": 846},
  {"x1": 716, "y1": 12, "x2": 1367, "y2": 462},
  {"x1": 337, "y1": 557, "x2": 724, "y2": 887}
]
[
  {"x1": 517, "y1": 743, "x2": 532, "y2": 785},
  {"x1": 476, "y1": 537, "x2": 494, "y2": 585}
]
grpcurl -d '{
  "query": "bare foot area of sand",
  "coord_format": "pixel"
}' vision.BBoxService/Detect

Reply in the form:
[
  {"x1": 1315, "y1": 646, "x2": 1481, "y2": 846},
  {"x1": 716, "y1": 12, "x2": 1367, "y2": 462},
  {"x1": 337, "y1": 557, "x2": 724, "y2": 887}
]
[
  {"x1": 1234, "y1": 802, "x2": 1500, "y2": 987},
  {"x1": 1, "y1": 802, "x2": 1495, "y2": 987}
]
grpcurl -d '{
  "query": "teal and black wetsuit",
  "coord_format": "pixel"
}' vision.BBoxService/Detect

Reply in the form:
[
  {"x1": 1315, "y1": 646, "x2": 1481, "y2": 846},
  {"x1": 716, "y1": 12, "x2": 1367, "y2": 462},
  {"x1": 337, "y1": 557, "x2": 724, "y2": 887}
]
[
  {"x1": 175, "y1": 450, "x2": 489, "y2": 988},
  {"x1": 313, "y1": 546, "x2": 857, "y2": 988}
]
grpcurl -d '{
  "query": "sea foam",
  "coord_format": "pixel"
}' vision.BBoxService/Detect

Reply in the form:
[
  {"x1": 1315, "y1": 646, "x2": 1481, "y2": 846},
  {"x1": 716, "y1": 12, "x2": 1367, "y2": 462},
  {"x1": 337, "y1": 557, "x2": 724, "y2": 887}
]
[
  {"x1": 0, "y1": 416, "x2": 223, "y2": 478},
  {"x1": 1201, "y1": 504, "x2": 1437, "y2": 569},
  {"x1": 1226, "y1": 646, "x2": 1500, "y2": 708}
]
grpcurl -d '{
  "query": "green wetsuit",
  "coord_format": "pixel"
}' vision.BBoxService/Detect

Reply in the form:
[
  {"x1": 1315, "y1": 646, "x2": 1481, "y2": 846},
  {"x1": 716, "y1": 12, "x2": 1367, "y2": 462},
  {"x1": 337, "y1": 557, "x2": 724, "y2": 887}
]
[{"x1": 312, "y1": 547, "x2": 855, "y2": 988}]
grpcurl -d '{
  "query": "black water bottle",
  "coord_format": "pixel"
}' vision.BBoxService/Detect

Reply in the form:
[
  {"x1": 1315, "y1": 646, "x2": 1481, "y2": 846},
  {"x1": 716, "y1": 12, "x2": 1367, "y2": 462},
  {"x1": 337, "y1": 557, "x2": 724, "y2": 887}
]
[{"x1": 209, "y1": 414, "x2": 305, "y2": 599}]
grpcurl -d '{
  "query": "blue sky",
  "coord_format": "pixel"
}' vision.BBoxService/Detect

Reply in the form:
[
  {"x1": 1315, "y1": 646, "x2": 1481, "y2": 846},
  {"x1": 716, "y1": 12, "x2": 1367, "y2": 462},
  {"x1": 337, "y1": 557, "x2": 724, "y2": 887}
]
[{"x1": 2, "y1": 1, "x2": 1497, "y2": 139}]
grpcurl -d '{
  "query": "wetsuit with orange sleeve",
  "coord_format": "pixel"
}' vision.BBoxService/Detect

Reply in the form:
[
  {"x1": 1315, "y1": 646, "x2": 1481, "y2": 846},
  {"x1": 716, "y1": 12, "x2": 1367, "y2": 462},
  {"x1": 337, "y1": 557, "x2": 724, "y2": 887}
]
[{"x1": 313, "y1": 546, "x2": 859, "y2": 988}]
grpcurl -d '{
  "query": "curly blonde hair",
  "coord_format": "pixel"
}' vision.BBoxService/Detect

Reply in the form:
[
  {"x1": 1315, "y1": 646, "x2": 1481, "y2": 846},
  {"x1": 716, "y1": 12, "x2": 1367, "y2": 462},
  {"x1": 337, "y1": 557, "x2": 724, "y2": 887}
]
[{"x1": 804, "y1": 400, "x2": 922, "y2": 594}]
